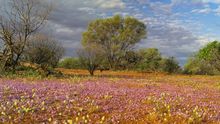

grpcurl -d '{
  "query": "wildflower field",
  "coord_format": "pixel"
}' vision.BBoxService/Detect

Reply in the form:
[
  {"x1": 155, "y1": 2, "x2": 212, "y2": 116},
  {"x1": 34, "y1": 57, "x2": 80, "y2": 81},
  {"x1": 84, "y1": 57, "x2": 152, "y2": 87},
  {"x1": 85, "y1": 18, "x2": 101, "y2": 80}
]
[{"x1": 0, "y1": 71, "x2": 220, "y2": 123}]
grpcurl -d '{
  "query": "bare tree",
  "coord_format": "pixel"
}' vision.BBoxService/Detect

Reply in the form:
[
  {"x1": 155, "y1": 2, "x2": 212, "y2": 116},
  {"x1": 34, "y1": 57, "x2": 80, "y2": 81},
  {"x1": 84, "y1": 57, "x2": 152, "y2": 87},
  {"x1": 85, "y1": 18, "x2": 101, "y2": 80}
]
[
  {"x1": 25, "y1": 34, "x2": 64, "y2": 75},
  {"x1": 0, "y1": 17, "x2": 15, "y2": 71},
  {"x1": 78, "y1": 44, "x2": 104, "y2": 76},
  {"x1": 0, "y1": 0, "x2": 52, "y2": 71}
]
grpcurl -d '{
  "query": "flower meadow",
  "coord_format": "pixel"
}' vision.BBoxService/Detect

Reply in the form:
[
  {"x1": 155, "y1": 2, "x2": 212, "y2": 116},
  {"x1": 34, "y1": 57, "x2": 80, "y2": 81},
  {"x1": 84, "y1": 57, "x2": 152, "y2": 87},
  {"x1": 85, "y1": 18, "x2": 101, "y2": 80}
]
[{"x1": 0, "y1": 75, "x2": 220, "y2": 123}]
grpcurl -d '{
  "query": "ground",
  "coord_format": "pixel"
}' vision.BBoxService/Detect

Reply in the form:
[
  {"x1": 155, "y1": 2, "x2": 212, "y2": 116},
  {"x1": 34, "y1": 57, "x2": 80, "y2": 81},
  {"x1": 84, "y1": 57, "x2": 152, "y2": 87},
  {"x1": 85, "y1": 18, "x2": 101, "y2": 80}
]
[{"x1": 0, "y1": 70, "x2": 220, "y2": 123}]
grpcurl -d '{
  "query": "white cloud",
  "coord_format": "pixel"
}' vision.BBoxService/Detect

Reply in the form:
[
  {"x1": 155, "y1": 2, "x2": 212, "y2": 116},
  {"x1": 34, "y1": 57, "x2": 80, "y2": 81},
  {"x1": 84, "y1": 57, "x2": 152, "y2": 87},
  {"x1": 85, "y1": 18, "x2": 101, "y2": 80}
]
[
  {"x1": 191, "y1": 7, "x2": 212, "y2": 14},
  {"x1": 171, "y1": 0, "x2": 220, "y2": 5},
  {"x1": 200, "y1": 0, "x2": 220, "y2": 4},
  {"x1": 1, "y1": 0, "x2": 218, "y2": 63},
  {"x1": 214, "y1": 6, "x2": 220, "y2": 15},
  {"x1": 96, "y1": 0, "x2": 125, "y2": 9}
]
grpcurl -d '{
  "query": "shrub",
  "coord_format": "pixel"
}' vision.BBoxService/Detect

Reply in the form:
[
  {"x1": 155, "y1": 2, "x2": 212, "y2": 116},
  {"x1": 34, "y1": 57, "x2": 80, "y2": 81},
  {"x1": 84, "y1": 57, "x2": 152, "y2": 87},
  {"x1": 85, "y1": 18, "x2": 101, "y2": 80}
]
[
  {"x1": 136, "y1": 48, "x2": 162, "y2": 72},
  {"x1": 25, "y1": 34, "x2": 64, "y2": 75},
  {"x1": 160, "y1": 57, "x2": 181, "y2": 74},
  {"x1": 184, "y1": 41, "x2": 220, "y2": 75},
  {"x1": 58, "y1": 58, "x2": 82, "y2": 69}
]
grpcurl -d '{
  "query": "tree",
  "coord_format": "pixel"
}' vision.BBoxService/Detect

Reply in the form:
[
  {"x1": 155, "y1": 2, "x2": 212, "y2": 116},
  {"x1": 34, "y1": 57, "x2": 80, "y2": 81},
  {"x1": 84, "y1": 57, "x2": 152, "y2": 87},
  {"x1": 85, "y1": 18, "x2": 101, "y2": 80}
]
[
  {"x1": 82, "y1": 15, "x2": 147, "y2": 69},
  {"x1": 136, "y1": 48, "x2": 162, "y2": 71},
  {"x1": 161, "y1": 57, "x2": 181, "y2": 74},
  {"x1": 25, "y1": 34, "x2": 64, "y2": 75},
  {"x1": 0, "y1": 16, "x2": 15, "y2": 71},
  {"x1": 197, "y1": 41, "x2": 220, "y2": 71},
  {"x1": 184, "y1": 41, "x2": 220, "y2": 75},
  {"x1": 184, "y1": 55, "x2": 214, "y2": 75},
  {"x1": 58, "y1": 58, "x2": 82, "y2": 69},
  {"x1": 0, "y1": 0, "x2": 52, "y2": 71},
  {"x1": 119, "y1": 50, "x2": 142, "y2": 70},
  {"x1": 77, "y1": 44, "x2": 104, "y2": 76}
]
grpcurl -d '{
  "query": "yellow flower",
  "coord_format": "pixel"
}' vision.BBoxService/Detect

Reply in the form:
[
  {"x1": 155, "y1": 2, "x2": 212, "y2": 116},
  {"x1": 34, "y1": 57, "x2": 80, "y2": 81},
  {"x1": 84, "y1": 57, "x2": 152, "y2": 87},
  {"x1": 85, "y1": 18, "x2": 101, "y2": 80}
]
[
  {"x1": 75, "y1": 117, "x2": 79, "y2": 122},
  {"x1": 164, "y1": 118, "x2": 167, "y2": 121},
  {"x1": 1, "y1": 112, "x2": 6, "y2": 116},
  {"x1": 48, "y1": 118, "x2": 52, "y2": 122},
  {"x1": 67, "y1": 119, "x2": 73, "y2": 124},
  {"x1": 101, "y1": 116, "x2": 105, "y2": 121},
  {"x1": 85, "y1": 120, "x2": 88, "y2": 123},
  {"x1": 41, "y1": 107, "x2": 45, "y2": 111}
]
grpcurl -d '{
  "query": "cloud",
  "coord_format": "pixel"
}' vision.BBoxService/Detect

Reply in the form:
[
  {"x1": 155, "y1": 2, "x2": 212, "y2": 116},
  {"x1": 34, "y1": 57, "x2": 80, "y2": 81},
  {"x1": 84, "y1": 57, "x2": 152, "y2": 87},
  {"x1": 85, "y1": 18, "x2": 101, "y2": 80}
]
[
  {"x1": 138, "y1": 18, "x2": 204, "y2": 65},
  {"x1": 214, "y1": 6, "x2": 220, "y2": 15},
  {"x1": 171, "y1": 0, "x2": 220, "y2": 5},
  {"x1": 190, "y1": 4, "x2": 220, "y2": 16},
  {"x1": 200, "y1": 0, "x2": 220, "y2": 4},
  {"x1": 95, "y1": 0, "x2": 125, "y2": 9},
  {"x1": 191, "y1": 7, "x2": 212, "y2": 14},
  {"x1": 44, "y1": 0, "x2": 126, "y2": 56},
  {"x1": 149, "y1": 2, "x2": 173, "y2": 14},
  {"x1": 127, "y1": 0, "x2": 212, "y2": 65}
]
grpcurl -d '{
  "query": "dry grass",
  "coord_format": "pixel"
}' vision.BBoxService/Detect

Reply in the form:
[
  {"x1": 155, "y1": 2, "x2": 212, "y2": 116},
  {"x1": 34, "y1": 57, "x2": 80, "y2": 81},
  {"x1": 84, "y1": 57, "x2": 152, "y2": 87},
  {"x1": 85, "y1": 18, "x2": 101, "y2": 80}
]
[
  {"x1": 1, "y1": 69, "x2": 220, "y2": 123},
  {"x1": 57, "y1": 68, "x2": 168, "y2": 78}
]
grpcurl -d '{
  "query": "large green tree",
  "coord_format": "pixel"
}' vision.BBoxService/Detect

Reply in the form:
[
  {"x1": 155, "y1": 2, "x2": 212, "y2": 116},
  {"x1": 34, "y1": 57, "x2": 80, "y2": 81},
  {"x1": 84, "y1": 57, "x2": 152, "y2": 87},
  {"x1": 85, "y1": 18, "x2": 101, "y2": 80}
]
[
  {"x1": 197, "y1": 41, "x2": 220, "y2": 71},
  {"x1": 184, "y1": 41, "x2": 220, "y2": 75},
  {"x1": 82, "y1": 15, "x2": 147, "y2": 69}
]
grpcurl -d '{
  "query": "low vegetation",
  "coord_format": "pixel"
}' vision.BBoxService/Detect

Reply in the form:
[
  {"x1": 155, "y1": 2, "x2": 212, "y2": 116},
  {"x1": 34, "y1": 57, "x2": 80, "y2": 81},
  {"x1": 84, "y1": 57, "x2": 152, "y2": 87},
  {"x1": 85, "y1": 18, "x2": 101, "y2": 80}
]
[
  {"x1": 184, "y1": 41, "x2": 220, "y2": 75},
  {"x1": 0, "y1": 75, "x2": 220, "y2": 123},
  {"x1": 0, "y1": 0, "x2": 220, "y2": 123},
  {"x1": 58, "y1": 58, "x2": 82, "y2": 69}
]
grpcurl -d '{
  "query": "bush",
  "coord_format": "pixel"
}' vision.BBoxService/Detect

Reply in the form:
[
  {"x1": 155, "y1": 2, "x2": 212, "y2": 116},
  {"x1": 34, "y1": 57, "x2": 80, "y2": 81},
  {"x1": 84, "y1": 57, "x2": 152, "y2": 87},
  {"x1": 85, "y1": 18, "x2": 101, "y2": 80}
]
[
  {"x1": 136, "y1": 48, "x2": 162, "y2": 72},
  {"x1": 0, "y1": 65, "x2": 42, "y2": 79},
  {"x1": 25, "y1": 34, "x2": 64, "y2": 75},
  {"x1": 58, "y1": 58, "x2": 82, "y2": 69},
  {"x1": 184, "y1": 41, "x2": 220, "y2": 75},
  {"x1": 184, "y1": 55, "x2": 217, "y2": 75},
  {"x1": 160, "y1": 57, "x2": 181, "y2": 74}
]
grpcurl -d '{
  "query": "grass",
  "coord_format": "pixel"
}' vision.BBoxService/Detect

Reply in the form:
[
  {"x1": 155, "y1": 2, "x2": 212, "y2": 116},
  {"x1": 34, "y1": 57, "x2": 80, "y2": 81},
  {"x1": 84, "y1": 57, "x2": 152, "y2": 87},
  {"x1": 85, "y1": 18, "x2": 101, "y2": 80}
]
[{"x1": 0, "y1": 69, "x2": 220, "y2": 123}]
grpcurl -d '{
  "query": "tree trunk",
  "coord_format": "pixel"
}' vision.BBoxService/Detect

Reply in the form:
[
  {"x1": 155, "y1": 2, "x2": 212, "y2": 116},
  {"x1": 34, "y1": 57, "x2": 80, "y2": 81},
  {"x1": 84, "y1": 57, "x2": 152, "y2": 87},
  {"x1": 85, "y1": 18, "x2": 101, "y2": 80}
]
[{"x1": 89, "y1": 70, "x2": 94, "y2": 76}]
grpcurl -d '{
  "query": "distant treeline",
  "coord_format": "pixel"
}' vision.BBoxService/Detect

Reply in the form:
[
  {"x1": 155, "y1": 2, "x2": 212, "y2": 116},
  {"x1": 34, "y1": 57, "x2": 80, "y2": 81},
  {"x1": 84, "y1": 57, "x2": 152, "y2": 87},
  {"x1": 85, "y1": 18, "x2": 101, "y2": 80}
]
[
  {"x1": 0, "y1": 0, "x2": 219, "y2": 76},
  {"x1": 59, "y1": 15, "x2": 220, "y2": 76},
  {"x1": 59, "y1": 48, "x2": 181, "y2": 74},
  {"x1": 59, "y1": 39, "x2": 220, "y2": 76}
]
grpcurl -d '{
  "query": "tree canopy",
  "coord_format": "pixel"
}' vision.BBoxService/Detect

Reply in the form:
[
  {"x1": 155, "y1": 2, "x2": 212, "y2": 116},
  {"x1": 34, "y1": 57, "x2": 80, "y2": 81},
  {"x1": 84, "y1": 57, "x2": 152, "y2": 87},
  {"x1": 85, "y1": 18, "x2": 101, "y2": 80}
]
[
  {"x1": 82, "y1": 15, "x2": 147, "y2": 69},
  {"x1": 184, "y1": 41, "x2": 220, "y2": 75},
  {"x1": 136, "y1": 48, "x2": 162, "y2": 71}
]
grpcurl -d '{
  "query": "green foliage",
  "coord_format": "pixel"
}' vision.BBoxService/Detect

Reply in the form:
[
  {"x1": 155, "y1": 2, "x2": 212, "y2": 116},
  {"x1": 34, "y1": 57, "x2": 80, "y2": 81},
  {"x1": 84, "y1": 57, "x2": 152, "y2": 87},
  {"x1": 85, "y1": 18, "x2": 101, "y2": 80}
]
[
  {"x1": 82, "y1": 15, "x2": 147, "y2": 69},
  {"x1": 184, "y1": 41, "x2": 220, "y2": 75},
  {"x1": 160, "y1": 57, "x2": 181, "y2": 74},
  {"x1": 58, "y1": 58, "x2": 82, "y2": 69},
  {"x1": 0, "y1": 60, "x2": 4, "y2": 75},
  {"x1": 134, "y1": 48, "x2": 181, "y2": 73},
  {"x1": 197, "y1": 41, "x2": 220, "y2": 60},
  {"x1": 117, "y1": 51, "x2": 142, "y2": 70},
  {"x1": 0, "y1": 66, "x2": 42, "y2": 79},
  {"x1": 136, "y1": 48, "x2": 162, "y2": 71}
]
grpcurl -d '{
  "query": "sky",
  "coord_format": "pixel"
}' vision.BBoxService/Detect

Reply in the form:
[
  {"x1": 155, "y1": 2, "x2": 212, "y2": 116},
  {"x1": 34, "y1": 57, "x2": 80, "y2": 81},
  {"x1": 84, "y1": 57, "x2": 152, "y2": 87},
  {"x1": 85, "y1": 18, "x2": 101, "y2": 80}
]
[{"x1": 1, "y1": 0, "x2": 220, "y2": 65}]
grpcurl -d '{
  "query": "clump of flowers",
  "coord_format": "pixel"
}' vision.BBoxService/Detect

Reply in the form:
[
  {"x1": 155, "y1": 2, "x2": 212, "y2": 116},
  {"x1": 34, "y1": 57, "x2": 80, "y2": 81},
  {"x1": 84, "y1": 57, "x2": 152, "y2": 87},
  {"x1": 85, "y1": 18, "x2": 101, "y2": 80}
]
[{"x1": 0, "y1": 76, "x2": 219, "y2": 123}]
